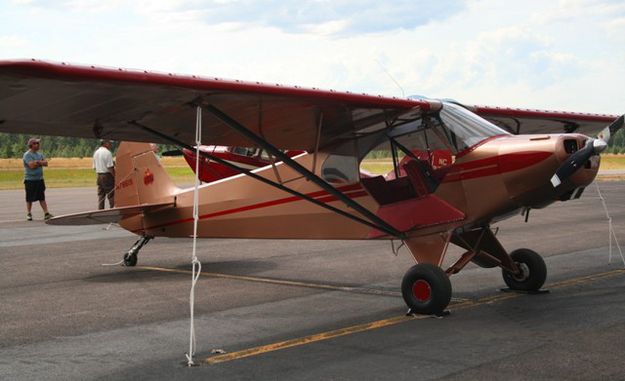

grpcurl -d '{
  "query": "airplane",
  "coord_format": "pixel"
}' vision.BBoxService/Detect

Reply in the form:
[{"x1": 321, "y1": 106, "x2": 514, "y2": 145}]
[
  {"x1": 162, "y1": 145, "x2": 305, "y2": 183},
  {"x1": 0, "y1": 59, "x2": 623, "y2": 316},
  {"x1": 166, "y1": 144, "x2": 450, "y2": 183}
]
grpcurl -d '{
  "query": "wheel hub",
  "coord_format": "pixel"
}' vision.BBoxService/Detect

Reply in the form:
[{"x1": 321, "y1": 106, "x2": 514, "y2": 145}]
[
  {"x1": 412, "y1": 280, "x2": 431, "y2": 302},
  {"x1": 512, "y1": 262, "x2": 530, "y2": 282}
]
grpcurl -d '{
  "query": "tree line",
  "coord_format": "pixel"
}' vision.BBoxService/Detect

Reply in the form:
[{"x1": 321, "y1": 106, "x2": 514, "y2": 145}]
[
  {"x1": 2, "y1": 129, "x2": 625, "y2": 159},
  {"x1": 0, "y1": 133, "x2": 179, "y2": 158}
]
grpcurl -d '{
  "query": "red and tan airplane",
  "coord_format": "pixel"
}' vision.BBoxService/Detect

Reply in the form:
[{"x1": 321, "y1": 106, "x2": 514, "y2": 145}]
[
  {"x1": 1, "y1": 59, "x2": 622, "y2": 315},
  {"x1": 168, "y1": 144, "x2": 450, "y2": 183},
  {"x1": 164, "y1": 145, "x2": 305, "y2": 183}
]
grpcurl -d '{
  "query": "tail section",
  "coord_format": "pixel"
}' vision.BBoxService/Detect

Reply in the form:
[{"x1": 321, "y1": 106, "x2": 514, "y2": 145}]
[{"x1": 115, "y1": 142, "x2": 179, "y2": 207}]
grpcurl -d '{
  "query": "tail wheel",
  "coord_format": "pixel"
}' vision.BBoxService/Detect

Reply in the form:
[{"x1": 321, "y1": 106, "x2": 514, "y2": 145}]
[
  {"x1": 123, "y1": 251, "x2": 138, "y2": 267},
  {"x1": 502, "y1": 248, "x2": 546, "y2": 291},
  {"x1": 401, "y1": 264, "x2": 452, "y2": 315}
]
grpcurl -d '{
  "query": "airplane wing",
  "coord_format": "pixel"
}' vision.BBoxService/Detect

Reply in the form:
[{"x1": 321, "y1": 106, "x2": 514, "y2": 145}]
[
  {"x1": 46, "y1": 202, "x2": 174, "y2": 226},
  {"x1": 468, "y1": 104, "x2": 616, "y2": 136},
  {"x1": 1, "y1": 60, "x2": 618, "y2": 151},
  {"x1": 0, "y1": 59, "x2": 430, "y2": 151}
]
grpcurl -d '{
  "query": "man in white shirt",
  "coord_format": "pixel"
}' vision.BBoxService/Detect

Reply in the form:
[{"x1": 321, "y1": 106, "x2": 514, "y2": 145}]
[{"x1": 93, "y1": 140, "x2": 115, "y2": 209}]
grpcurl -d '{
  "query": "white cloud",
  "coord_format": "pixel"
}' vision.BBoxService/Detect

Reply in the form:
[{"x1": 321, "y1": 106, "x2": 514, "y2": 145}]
[
  {"x1": 0, "y1": 35, "x2": 28, "y2": 48},
  {"x1": 0, "y1": 0, "x2": 623, "y2": 114}
]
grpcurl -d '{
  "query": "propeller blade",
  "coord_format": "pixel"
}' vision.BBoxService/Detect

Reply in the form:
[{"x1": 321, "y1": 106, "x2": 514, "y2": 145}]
[
  {"x1": 597, "y1": 114, "x2": 624, "y2": 144},
  {"x1": 550, "y1": 139, "x2": 595, "y2": 187},
  {"x1": 161, "y1": 149, "x2": 183, "y2": 157},
  {"x1": 551, "y1": 114, "x2": 623, "y2": 188}
]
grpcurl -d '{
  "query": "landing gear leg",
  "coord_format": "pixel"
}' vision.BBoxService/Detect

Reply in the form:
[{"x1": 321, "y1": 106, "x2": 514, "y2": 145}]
[
  {"x1": 451, "y1": 227, "x2": 548, "y2": 292},
  {"x1": 123, "y1": 236, "x2": 153, "y2": 267}
]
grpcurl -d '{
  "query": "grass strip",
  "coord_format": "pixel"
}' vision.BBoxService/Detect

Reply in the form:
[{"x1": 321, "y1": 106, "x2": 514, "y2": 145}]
[{"x1": 1, "y1": 156, "x2": 623, "y2": 190}]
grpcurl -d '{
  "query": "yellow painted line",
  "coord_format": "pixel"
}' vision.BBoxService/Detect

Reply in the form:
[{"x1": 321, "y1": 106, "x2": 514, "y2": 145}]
[
  {"x1": 548, "y1": 269, "x2": 625, "y2": 289},
  {"x1": 205, "y1": 268, "x2": 625, "y2": 365},
  {"x1": 137, "y1": 266, "x2": 402, "y2": 297},
  {"x1": 206, "y1": 315, "x2": 424, "y2": 365}
]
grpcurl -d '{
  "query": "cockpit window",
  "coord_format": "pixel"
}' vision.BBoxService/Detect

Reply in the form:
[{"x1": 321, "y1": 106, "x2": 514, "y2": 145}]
[
  {"x1": 389, "y1": 102, "x2": 511, "y2": 157},
  {"x1": 230, "y1": 147, "x2": 259, "y2": 156},
  {"x1": 322, "y1": 154, "x2": 359, "y2": 184},
  {"x1": 359, "y1": 101, "x2": 511, "y2": 180},
  {"x1": 437, "y1": 102, "x2": 511, "y2": 150}
]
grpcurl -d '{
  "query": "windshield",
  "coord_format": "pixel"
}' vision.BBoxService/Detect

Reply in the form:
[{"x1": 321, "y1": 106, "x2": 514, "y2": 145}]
[
  {"x1": 438, "y1": 102, "x2": 511, "y2": 149},
  {"x1": 360, "y1": 101, "x2": 511, "y2": 175}
]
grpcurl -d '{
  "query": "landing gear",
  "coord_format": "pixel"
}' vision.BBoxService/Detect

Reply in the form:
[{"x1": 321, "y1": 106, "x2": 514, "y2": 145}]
[
  {"x1": 123, "y1": 251, "x2": 138, "y2": 267},
  {"x1": 501, "y1": 248, "x2": 547, "y2": 291},
  {"x1": 401, "y1": 264, "x2": 452, "y2": 315},
  {"x1": 399, "y1": 227, "x2": 550, "y2": 315},
  {"x1": 123, "y1": 236, "x2": 153, "y2": 267}
]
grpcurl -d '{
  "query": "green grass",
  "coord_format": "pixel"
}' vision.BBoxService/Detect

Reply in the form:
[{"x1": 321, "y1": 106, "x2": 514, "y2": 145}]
[
  {"x1": 1, "y1": 155, "x2": 623, "y2": 190},
  {"x1": 600, "y1": 155, "x2": 625, "y2": 170},
  {"x1": 0, "y1": 167, "x2": 196, "y2": 190},
  {"x1": 360, "y1": 162, "x2": 393, "y2": 175}
]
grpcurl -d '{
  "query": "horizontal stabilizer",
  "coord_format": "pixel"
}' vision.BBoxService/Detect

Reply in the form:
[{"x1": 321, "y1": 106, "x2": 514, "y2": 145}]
[{"x1": 45, "y1": 202, "x2": 174, "y2": 226}]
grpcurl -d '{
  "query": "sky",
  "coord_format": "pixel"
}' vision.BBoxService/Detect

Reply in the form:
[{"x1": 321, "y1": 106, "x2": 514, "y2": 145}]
[{"x1": 1, "y1": 0, "x2": 624, "y2": 114}]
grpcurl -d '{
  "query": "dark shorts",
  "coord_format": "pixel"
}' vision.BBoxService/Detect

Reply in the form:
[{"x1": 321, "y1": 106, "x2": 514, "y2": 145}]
[{"x1": 24, "y1": 179, "x2": 46, "y2": 202}]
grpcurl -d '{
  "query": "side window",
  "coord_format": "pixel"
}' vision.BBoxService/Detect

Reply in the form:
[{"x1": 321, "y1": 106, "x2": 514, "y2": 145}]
[
  {"x1": 395, "y1": 128, "x2": 455, "y2": 170},
  {"x1": 321, "y1": 155, "x2": 359, "y2": 184},
  {"x1": 232, "y1": 147, "x2": 248, "y2": 155}
]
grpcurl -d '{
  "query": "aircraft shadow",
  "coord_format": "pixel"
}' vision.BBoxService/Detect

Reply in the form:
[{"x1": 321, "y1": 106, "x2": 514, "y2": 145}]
[
  {"x1": 172, "y1": 259, "x2": 278, "y2": 275},
  {"x1": 83, "y1": 259, "x2": 278, "y2": 284}
]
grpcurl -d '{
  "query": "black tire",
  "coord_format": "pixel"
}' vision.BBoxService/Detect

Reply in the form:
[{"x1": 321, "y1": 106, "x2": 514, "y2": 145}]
[
  {"x1": 401, "y1": 264, "x2": 452, "y2": 315},
  {"x1": 502, "y1": 248, "x2": 546, "y2": 291},
  {"x1": 123, "y1": 252, "x2": 138, "y2": 267}
]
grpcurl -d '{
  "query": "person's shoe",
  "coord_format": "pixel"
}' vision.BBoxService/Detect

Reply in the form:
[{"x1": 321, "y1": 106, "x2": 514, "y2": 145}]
[
  {"x1": 26, "y1": 213, "x2": 32, "y2": 221},
  {"x1": 44, "y1": 213, "x2": 53, "y2": 220}
]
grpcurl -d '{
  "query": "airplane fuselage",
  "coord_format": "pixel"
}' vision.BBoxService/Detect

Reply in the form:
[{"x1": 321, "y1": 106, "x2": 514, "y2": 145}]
[{"x1": 119, "y1": 133, "x2": 599, "y2": 243}]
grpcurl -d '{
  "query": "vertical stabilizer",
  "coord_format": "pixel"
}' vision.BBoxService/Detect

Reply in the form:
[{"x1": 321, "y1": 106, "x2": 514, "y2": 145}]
[{"x1": 115, "y1": 142, "x2": 179, "y2": 207}]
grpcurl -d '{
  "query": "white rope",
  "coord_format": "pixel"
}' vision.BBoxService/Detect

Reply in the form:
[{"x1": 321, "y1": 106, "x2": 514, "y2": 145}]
[
  {"x1": 186, "y1": 105, "x2": 203, "y2": 366},
  {"x1": 101, "y1": 259, "x2": 124, "y2": 266},
  {"x1": 595, "y1": 182, "x2": 625, "y2": 266}
]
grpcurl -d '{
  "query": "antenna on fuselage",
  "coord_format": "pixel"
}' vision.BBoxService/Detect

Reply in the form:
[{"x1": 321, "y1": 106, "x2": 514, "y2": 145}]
[{"x1": 376, "y1": 59, "x2": 406, "y2": 98}]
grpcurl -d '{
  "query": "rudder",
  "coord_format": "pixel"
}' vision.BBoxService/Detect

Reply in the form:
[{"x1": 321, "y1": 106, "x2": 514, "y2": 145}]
[{"x1": 115, "y1": 142, "x2": 179, "y2": 207}]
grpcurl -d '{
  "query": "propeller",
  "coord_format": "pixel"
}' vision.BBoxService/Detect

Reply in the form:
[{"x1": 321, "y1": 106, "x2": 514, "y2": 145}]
[{"x1": 551, "y1": 115, "x2": 624, "y2": 187}]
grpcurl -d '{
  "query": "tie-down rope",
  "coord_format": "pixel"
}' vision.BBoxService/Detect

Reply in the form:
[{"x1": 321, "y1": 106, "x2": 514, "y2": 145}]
[
  {"x1": 186, "y1": 106, "x2": 203, "y2": 366},
  {"x1": 595, "y1": 182, "x2": 624, "y2": 266}
]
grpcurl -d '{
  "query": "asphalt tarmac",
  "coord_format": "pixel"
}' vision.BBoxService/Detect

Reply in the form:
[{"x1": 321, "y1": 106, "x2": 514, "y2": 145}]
[{"x1": 1, "y1": 182, "x2": 625, "y2": 380}]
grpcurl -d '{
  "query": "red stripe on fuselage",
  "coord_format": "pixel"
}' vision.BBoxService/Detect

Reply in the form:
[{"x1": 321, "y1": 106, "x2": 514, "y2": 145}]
[
  {"x1": 140, "y1": 183, "x2": 365, "y2": 231},
  {"x1": 442, "y1": 151, "x2": 552, "y2": 183}
]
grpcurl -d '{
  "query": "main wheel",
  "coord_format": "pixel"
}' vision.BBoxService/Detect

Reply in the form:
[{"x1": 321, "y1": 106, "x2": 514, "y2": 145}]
[
  {"x1": 401, "y1": 264, "x2": 452, "y2": 315},
  {"x1": 123, "y1": 251, "x2": 138, "y2": 267},
  {"x1": 502, "y1": 248, "x2": 546, "y2": 291}
]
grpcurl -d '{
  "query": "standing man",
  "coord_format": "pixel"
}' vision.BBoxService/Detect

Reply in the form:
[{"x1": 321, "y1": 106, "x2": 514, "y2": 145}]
[
  {"x1": 93, "y1": 139, "x2": 115, "y2": 209},
  {"x1": 23, "y1": 137, "x2": 53, "y2": 221}
]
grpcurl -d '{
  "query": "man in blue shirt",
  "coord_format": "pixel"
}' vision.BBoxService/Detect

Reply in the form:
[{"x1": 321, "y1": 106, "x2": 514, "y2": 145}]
[{"x1": 23, "y1": 137, "x2": 52, "y2": 221}]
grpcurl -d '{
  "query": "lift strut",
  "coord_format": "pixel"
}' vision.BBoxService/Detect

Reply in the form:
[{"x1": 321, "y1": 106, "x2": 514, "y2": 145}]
[
  {"x1": 129, "y1": 120, "x2": 405, "y2": 239},
  {"x1": 202, "y1": 104, "x2": 405, "y2": 239}
]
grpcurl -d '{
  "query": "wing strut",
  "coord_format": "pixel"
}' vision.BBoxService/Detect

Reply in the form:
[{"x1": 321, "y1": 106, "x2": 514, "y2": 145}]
[
  {"x1": 130, "y1": 121, "x2": 405, "y2": 239},
  {"x1": 203, "y1": 104, "x2": 405, "y2": 239}
]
